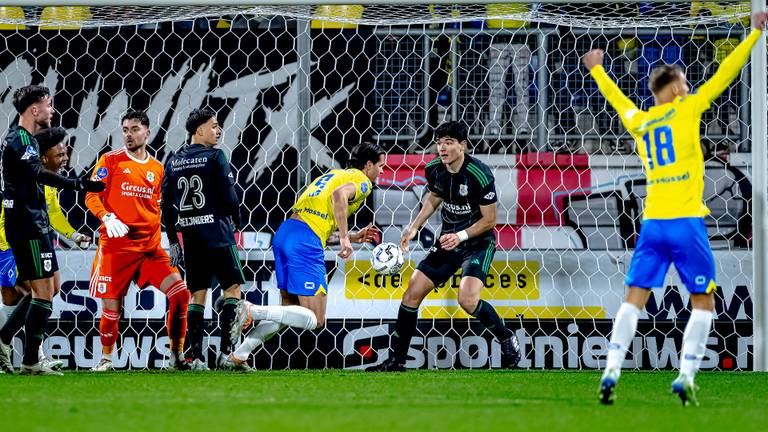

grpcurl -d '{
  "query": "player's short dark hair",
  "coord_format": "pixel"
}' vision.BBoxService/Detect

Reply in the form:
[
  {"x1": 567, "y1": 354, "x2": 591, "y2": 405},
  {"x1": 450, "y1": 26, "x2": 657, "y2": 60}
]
[
  {"x1": 185, "y1": 108, "x2": 217, "y2": 135},
  {"x1": 35, "y1": 127, "x2": 68, "y2": 154},
  {"x1": 649, "y1": 64, "x2": 684, "y2": 95},
  {"x1": 12, "y1": 85, "x2": 50, "y2": 114},
  {"x1": 121, "y1": 109, "x2": 150, "y2": 128},
  {"x1": 348, "y1": 141, "x2": 386, "y2": 170},
  {"x1": 434, "y1": 121, "x2": 468, "y2": 143}
]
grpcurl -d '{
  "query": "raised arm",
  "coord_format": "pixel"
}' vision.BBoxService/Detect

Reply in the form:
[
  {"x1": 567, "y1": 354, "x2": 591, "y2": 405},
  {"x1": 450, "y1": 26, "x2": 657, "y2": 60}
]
[
  {"x1": 583, "y1": 49, "x2": 641, "y2": 129},
  {"x1": 696, "y1": 14, "x2": 766, "y2": 108}
]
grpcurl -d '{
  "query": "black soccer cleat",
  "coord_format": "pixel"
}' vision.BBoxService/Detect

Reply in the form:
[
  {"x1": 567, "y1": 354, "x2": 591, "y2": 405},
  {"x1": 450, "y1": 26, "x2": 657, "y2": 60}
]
[
  {"x1": 366, "y1": 356, "x2": 406, "y2": 372},
  {"x1": 500, "y1": 334, "x2": 522, "y2": 368}
]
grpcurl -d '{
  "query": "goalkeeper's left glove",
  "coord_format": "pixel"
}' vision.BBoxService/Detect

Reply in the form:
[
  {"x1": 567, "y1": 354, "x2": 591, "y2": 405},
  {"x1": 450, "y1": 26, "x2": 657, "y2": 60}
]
[
  {"x1": 69, "y1": 232, "x2": 92, "y2": 249},
  {"x1": 169, "y1": 243, "x2": 183, "y2": 268}
]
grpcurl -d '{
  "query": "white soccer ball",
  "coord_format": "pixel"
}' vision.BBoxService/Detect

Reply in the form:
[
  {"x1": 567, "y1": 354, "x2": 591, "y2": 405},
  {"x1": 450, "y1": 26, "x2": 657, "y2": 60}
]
[{"x1": 371, "y1": 242, "x2": 404, "y2": 275}]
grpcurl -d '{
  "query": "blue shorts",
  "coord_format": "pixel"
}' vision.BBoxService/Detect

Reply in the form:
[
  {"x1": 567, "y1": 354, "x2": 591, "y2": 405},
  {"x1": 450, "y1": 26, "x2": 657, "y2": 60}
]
[
  {"x1": 625, "y1": 218, "x2": 716, "y2": 294},
  {"x1": 273, "y1": 218, "x2": 327, "y2": 296},
  {"x1": 0, "y1": 248, "x2": 17, "y2": 288}
]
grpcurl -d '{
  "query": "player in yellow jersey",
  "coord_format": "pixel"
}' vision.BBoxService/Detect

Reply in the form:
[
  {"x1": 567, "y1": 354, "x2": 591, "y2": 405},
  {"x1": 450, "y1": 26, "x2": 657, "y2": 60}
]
[
  {"x1": 225, "y1": 142, "x2": 385, "y2": 368},
  {"x1": 584, "y1": 11, "x2": 767, "y2": 406},
  {"x1": 0, "y1": 127, "x2": 91, "y2": 374}
]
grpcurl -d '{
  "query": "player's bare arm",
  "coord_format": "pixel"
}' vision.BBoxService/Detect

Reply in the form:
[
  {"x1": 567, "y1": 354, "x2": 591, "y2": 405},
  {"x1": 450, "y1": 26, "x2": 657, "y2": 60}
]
[
  {"x1": 400, "y1": 192, "x2": 443, "y2": 252},
  {"x1": 331, "y1": 181, "x2": 357, "y2": 259}
]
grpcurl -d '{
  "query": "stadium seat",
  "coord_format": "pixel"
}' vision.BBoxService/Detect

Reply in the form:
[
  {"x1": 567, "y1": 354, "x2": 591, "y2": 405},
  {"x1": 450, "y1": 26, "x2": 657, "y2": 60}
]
[
  {"x1": 40, "y1": 6, "x2": 92, "y2": 30},
  {"x1": 311, "y1": 5, "x2": 363, "y2": 29},
  {"x1": 0, "y1": 7, "x2": 25, "y2": 30}
]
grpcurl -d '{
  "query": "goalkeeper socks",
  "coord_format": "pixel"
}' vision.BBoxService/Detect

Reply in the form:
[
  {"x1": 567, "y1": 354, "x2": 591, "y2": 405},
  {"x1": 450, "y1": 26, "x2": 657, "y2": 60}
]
[
  {"x1": 219, "y1": 298, "x2": 239, "y2": 355},
  {"x1": 99, "y1": 308, "x2": 120, "y2": 356},
  {"x1": 187, "y1": 303, "x2": 205, "y2": 360},
  {"x1": 391, "y1": 303, "x2": 419, "y2": 364},
  {"x1": 0, "y1": 294, "x2": 30, "y2": 345},
  {"x1": 471, "y1": 300, "x2": 513, "y2": 340},
  {"x1": 679, "y1": 308, "x2": 713, "y2": 379},
  {"x1": 605, "y1": 302, "x2": 641, "y2": 373},
  {"x1": 165, "y1": 280, "x2": 190, "y2": 354},
  {"x1": 22, "y1": 299, "x2": 52, "y2": 366}
]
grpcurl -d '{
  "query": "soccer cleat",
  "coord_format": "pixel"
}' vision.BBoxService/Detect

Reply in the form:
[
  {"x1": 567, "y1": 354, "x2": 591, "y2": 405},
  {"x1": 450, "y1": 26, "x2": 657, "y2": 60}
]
[
  {"x1": 500, "y1": 334, "x2": 522, "y2": 368},
  {"x1": 366, "y1": 356, "x2": 406, "y2": 372},
  {"x1": 671, "y1": 375, "x2": 700, "y2": 407},
  {"x1": 219, "y1": 353, "x2": 253, "y2": 372},
  {"x1": 168, "y1": 352, "x2": 191, "y2": 371},
  {"x1": 40, "y1": 356, "x2": 64, "y2": 371},
  {"x1": 229, "y1": 300, "x2": 251, "y2": 345},
  {"x1": 189, "y1": 358, "x2": 210, "y2": 371},
  {"x1": 91, "y1": 358, "x2": 114, "y2": 372},
  {"x1": 599, "y1": 368, "x2": 620, "y2": 405},
  {"x1": 0, "y1": 341, "x2": 14, "y2": 374},
  {"x1": 20, "y1": 362, "x2": 64, "y2": 376}
]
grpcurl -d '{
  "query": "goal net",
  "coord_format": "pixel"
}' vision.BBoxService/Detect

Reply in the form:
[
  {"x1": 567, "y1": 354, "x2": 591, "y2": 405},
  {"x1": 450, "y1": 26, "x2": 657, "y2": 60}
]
[{"x1": 0, "y1": 1, "x2": 758, "y2": 370}]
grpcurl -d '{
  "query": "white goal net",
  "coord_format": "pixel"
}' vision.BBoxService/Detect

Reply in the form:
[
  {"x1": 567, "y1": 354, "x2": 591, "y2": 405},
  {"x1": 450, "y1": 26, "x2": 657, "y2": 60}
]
[{"x1": 0, "y1": 1, "x2": 760, "y2": 370}]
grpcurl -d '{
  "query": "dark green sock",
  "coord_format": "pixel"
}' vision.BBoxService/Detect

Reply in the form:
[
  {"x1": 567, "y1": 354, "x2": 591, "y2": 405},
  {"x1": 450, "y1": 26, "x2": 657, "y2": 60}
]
[
  {"x1": 391, "y1": 303, "x2": 419, "y2": 364},
  {"x1": 187, "y1": 304, "x2": 205, "y2": 361},
  {"x1": 471, "y1": 300, "x2": 513, "y2": 340},
  {"x1": 23, "y1": 299, "x2": 52, "y2": 365},
  {"x1": 0, "y1": 294, "x2": 31, "y2": 345},
  {"x1": 219, "y1": 298, "x2": 239, "y2": 355}
]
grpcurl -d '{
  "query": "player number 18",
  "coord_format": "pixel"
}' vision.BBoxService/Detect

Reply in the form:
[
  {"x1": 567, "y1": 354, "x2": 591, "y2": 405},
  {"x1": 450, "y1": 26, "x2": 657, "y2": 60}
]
[{"x1": 642, "y1": 125, "x2": 676, "y2": 170}]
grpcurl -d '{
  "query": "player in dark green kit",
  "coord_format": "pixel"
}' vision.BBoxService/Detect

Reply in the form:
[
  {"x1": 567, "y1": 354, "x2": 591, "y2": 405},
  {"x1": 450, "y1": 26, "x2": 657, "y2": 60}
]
[{"x1": 369, "y1": 122, "x2": 521, "y2": 372}]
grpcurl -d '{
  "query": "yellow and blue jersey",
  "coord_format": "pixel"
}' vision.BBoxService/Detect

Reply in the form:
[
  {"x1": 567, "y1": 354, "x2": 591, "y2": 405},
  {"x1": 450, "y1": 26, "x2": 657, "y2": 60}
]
[
  {"x1": 0, "y1": 185, "x2": 77, "y2": 251},
  {"x1": 590, "y1": 29, "x2": 762, "y2": 220},
  {"x1": 292, "y1": 168, "x2": 373, "y2": 246}
]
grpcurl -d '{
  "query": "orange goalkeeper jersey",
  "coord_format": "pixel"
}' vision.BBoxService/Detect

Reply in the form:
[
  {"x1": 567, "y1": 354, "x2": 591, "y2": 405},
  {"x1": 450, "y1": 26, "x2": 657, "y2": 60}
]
[{"x1": 85, "y1": 148, "x2": 164, "y2": 252}]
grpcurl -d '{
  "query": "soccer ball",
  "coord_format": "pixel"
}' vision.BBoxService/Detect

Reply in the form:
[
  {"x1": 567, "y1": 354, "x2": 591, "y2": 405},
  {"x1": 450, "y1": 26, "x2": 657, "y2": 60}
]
[{"x1": 371, "y1": 242, "x2": 404, "y2": 275}]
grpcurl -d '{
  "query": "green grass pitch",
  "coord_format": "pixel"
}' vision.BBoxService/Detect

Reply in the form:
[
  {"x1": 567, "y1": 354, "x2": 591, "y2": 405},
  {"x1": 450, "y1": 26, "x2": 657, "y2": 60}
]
[{"x1": 1, "y1": 370, "x2": 766, "y2": 431}]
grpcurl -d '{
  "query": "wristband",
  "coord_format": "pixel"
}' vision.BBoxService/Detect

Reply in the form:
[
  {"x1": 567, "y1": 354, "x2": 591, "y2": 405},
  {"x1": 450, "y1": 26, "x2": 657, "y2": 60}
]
[{"x1": 456, "y1": 230, "x2": 469, "y2": 242}]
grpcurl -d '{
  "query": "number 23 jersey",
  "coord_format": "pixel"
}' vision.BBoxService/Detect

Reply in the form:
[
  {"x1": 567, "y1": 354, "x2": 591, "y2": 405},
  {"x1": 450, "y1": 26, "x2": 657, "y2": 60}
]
[{"x1": 292, "y1": 169, "x2": 372, "y2": 247}]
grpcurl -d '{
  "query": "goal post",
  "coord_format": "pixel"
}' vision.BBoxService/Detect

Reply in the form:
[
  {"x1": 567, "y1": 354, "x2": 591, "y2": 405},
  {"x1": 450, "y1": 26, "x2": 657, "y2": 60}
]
[{"x1": 0, "y1": 1, "x2": 764, "y2": 371}]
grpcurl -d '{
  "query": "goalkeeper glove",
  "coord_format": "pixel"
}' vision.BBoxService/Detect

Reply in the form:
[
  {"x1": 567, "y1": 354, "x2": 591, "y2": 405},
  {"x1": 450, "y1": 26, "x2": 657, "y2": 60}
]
[
  {"x1": 169, "y1": 243, "x2": 183, "y2": 268},
  {"x1": 102, "y1": 213, "x2": 129, "y2": 238},
  {"x1": 69, "y1": 232, "x2": 92, "y2": 249}
]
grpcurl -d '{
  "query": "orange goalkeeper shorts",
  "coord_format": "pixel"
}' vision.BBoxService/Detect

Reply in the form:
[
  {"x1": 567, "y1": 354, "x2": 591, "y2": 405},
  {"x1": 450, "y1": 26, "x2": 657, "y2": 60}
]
[{"x1": 89, "y1": 242, "x2": 178, "y2": 299}]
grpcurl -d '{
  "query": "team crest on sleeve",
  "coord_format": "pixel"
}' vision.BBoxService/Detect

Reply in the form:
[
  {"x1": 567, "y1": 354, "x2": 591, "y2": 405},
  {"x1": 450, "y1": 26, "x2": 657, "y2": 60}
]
[
  {"x1": 21, "y1": 145, "x2": 39, "y2": 160},
  {"x1": 361, "y1": 182, "x2": 369, "y2": 195},
  {"x1": 94, "y1": 167, "x2": 108, "y2": 180},
  {"x1": 459, "y1": 184, "x2": 468, "y2": 196},
  {"x1": 146, "y1": 171, "x2": 155, "y2": 182}
]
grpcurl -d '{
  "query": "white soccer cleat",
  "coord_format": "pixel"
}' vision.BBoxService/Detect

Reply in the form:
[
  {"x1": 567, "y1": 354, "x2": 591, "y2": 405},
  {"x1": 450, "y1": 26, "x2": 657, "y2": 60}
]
[
  {"x1": 229, "y1": 300, "x2": 252, "y2": 345},
  {"x1": 91, "y1": 358, "x2": 114, "y2": 372},
  {"x1": 0, "y1": 341, "x2": 13, "y2": 374},
  {"x1": 40, "y1": 356, "x2": 64, "y2": 371},
  {"x1": 219, "y1": 353, "x2": 252, "y2": 372},
  {"x1": 20, "y1": 361, "x2": 64, "y2": 376},
  {"x1": 189, "y1": 358, "x2": 209, "y2": 371}
]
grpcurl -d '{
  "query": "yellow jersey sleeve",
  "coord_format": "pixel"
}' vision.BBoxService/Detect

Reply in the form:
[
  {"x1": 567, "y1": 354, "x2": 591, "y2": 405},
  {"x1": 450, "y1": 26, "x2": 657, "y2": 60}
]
[
  {"x1": 45, "y1": 186, "x2": 76, "y2": 238},
  {"x1": 292, "y1": 169, "x2": 372, "y2": 246},
  {"x1": 590, "y1": 65, "x2": 644, "y2": 131},
  {"x1": 693, "y1": 29, "x2": 762, "y2": 112},
  {"x1": 0, "y1": 207, "x2": 8, "y2": 251}
]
